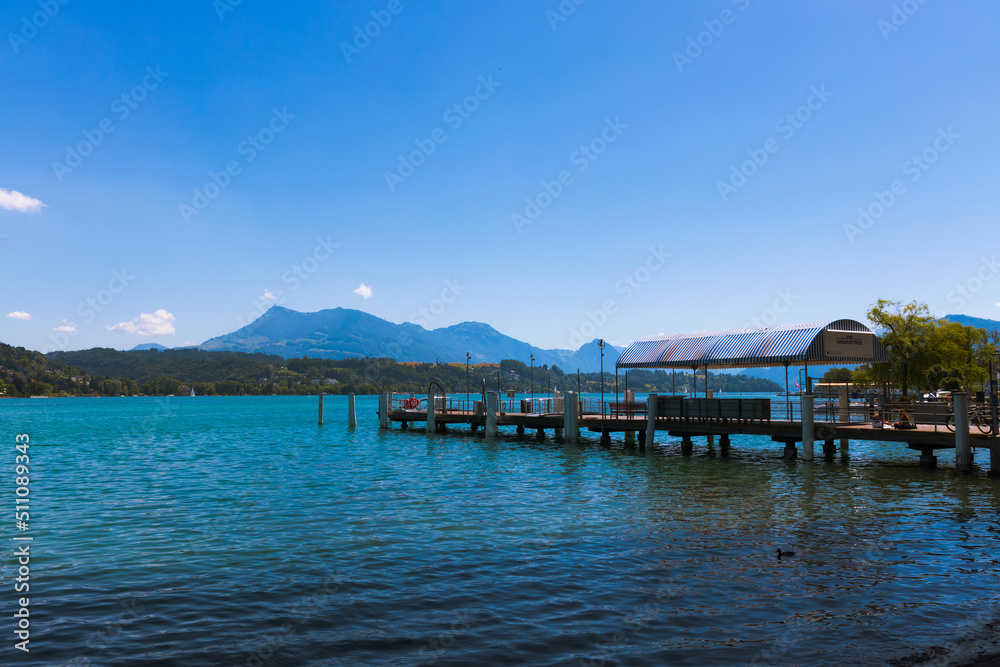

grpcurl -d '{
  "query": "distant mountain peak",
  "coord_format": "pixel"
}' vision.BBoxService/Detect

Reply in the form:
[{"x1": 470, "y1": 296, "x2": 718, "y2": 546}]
[
  {"x1": 130, "y1": 343, "x2": 169, "y2": 351},
  {"x1": 198, "y1": 306, "x2": 618, "y2": 371}
]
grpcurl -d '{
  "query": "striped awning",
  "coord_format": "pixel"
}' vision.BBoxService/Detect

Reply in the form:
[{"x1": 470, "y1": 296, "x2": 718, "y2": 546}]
[{"x1": 616, "y1": 319, "x2": 888, "y2": 369}]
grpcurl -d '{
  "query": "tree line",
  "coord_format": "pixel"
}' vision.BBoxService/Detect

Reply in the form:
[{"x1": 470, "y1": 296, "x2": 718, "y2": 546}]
[{"x1": 0, "y1": 344, "x2": 781, "y2": 397}]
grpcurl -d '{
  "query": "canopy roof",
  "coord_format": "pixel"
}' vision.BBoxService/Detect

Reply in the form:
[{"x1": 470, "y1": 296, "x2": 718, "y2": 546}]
[{"x1": 616, "y1": 319, "x2": 888, "y2": 370}]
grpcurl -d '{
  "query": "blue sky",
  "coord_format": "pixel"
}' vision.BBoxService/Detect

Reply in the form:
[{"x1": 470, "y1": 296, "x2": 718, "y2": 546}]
[{"x1": 2, "y1": 1, "x2": 998, "y2": 354}]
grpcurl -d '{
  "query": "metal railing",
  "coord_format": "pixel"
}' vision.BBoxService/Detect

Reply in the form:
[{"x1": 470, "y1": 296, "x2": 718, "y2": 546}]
[{"x1": 387, "y1": 393, "x2": 979, "y2": 430}]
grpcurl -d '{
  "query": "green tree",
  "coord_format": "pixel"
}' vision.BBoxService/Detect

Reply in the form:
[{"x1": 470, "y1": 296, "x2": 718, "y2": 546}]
[
  {"x1": 867, "y1": 299, "x2": 936, "y2": 396},
  {"x1": 822, "y1": 368, "x2": 853, "y2": 382}
]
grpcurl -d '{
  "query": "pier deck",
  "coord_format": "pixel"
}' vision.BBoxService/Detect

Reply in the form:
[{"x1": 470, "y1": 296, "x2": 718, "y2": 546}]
[{"x1": 388, "y1": 408, "x2": 994, "y2": 448}]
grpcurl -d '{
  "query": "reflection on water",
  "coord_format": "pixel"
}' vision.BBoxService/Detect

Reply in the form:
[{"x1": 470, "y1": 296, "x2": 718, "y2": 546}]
[{"x1": 3, "y1": 395, "x2": 999, "y2": 666}]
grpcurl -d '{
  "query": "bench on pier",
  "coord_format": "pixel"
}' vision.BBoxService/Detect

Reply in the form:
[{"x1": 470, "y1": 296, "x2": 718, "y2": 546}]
[{"x1": 609, "y1": 401, "x2": 647, "y2": 417}]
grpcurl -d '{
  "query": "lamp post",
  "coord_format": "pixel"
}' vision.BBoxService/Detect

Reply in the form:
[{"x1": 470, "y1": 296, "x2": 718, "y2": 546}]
[
  {"x1": 530, "y1": 354, "x2": 535, "y2": 402},
  {"x1": 466, "y1": 352, "x2": 471, "y2": 411},
  {"x1": 599, "y1": 339, "x2": 605, "y2": 418}
]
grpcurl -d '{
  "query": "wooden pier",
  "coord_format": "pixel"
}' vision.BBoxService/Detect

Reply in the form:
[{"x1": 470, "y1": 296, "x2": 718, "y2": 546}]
[{"x1": 373, "y1": 391, "x2": 999, "y2": 474}]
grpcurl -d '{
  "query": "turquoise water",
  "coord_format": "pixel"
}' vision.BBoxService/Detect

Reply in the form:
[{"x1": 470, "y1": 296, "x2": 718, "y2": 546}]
[{"x1": 3, "y1": 395, "x2": 1000, "y2": 666}]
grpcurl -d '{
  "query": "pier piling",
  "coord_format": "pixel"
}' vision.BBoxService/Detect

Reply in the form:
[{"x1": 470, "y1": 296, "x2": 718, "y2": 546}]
[
  {"x1": 802, "y1": 394, "x2": 814, "y2": 461},
  {"x1": 348, "y1": 393, "x2": 357, "y2": 428},
  {"x1": 564, "y1": 392, "x2": 579, "y2": 443},
  {"x1": 681, "y1": 435, "x2": 693, "y2": 456},
  {"x1": 954, "y1": 392, "x2": 972, "y2": 473},
  {"x1": 486, "y1": 391, "x2": 498, "y2": 438},
  {"x1": 839, "y1": 386, "x2": 850, "y2": 453},
  {"x1": 781, "y1": 440, "x2": 797, "y2": 460},
  {"x1": 919, "y1": 444, "x2": 937, "y2": 468},
  {"x1": 644, "y1": 394, "x2": 657, "y2": 450},
  {"x1": 823, "y1": 439, "x2": 836, "y2": 460},
  {"x1": 379, "y1": 394, "x2": 389, "y2": 429},
  {"x1": 318, "y1": 393, "x2": 324, "y2": 426}
]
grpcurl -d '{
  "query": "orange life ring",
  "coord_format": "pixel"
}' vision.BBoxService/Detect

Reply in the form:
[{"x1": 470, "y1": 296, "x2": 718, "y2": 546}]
[{"x1": 408, "y1": 397, "x2": 420, "y2": 409}]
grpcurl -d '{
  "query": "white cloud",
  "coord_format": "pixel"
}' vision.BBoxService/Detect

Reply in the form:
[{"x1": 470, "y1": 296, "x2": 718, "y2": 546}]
[
  {"x1": 52, "y1": 319, "x2": 77, "y2": 333},
  {"x1": 260, "y1": 289, "x2": 278, "y2": 301},
  {"x1": 6, "y1": 311, "x2": 31, "y2": 320},
  {"x1": 0, "y1": 187, "x2": 46, "y2": 213},
  {"x1": 353, "y1": 283, "x2": 373, "y2": 299},
  {"x1": 107, "y1": 309, "x2": 176, "y2": 336}
]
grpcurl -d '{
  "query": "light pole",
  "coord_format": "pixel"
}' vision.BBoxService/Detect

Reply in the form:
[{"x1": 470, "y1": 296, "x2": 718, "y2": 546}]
[
  {"x1": 599, "y1": 339, "x2": 605, "y2": 417},
  {"x1": 530, "y1": 354, "x2": 535, "y2": 402},
  {"x1": 466, "y1": 352, "x2": 471, "y2": 411}
]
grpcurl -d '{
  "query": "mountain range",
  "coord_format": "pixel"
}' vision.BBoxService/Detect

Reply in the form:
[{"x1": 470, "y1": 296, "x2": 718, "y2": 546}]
[
  {"x1": 189, "y1": 306, "x2": 622, "y2": 373},
  {"x1": 132, "y1": 308, "x2": 1000, "y2": 376},
  {"x1": 943, "y1": 313, "x2": 1000, "y2": 331}
]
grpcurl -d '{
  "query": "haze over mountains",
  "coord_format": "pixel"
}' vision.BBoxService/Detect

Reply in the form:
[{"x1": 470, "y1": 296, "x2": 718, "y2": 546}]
[
  {"x1": 131, "y1": 308, "x2": 1000, "y2": 376},
  {"x1": 192, "y1": 306, "x2": 622, "y2": 373}
]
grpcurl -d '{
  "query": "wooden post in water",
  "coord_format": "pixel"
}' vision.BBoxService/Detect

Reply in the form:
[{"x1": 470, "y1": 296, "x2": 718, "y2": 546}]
[
  {"x1": 801, "y1": 393, "x2": 814, "y2": 461},
  {"x1": 706, "y1": 389, "x2": 715, "y2": 448},
  {"x1": 564, "y1": 391, "x2": 579, "y2": 443},
  {"x1": 839, "y1": 385, "x2": 850, "y2": 453},
  {"x1": 954, "y1": 391, "x2": 972, "y2": 473},
  {"x1": 486, "y1": 391, "x2": 498, "y2": 438},
  {"x1": 348, "y1": 393, "x2": 357, "y2": 428},
  {"x1": 644, "y1": 393, "x2": 657, "y2": 450},
  {"x1": 427, "y1": 390, "x2": 436, "y2": 433},
  {"x1": 318, "y1": 393, "x2": 324, "y2": 425},
  {"x1": 378, "y1": 394, "x2": 389, "y2": 429}
]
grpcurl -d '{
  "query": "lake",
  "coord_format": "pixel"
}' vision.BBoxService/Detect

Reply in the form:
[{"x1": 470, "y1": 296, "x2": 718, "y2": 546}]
[{"x1": 4, "y1": 395, "x2": 999, "y2": 666}]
